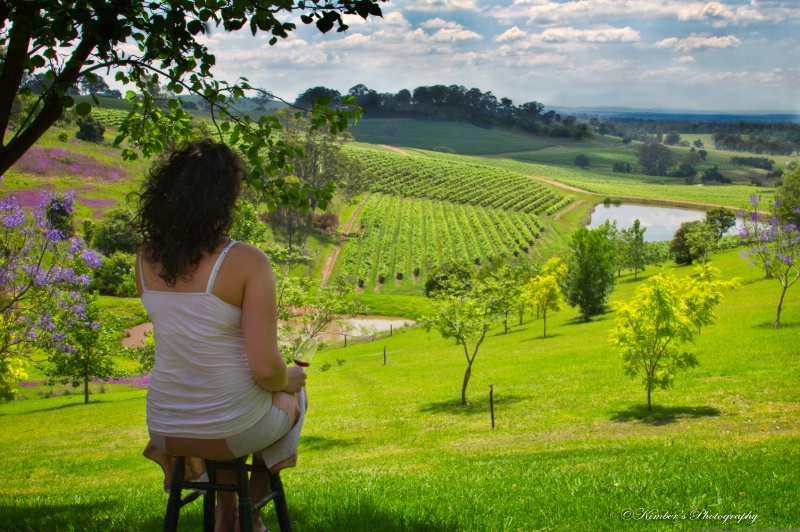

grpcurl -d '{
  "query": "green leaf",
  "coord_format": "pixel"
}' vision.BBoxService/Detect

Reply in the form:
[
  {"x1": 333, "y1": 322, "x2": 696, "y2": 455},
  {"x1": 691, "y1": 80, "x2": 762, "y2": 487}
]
[
  {"x1": 61, "y1": 95, "x2": 75, "y2": 108},
  {"x1": 75, "y1": 103, "x2": 92, "y2": 117}
]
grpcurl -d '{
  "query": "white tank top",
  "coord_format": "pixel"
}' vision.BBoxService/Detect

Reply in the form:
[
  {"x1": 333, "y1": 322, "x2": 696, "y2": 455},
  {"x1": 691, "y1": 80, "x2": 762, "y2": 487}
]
[{"x1": 141, "y1": 241, "x2": 273, "y2": 438}]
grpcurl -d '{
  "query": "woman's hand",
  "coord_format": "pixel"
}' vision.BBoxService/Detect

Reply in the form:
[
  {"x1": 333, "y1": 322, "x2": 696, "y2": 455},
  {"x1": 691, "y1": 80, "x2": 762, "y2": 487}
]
[{"x1": 282, "y1": 366, "x2": 307, "y2": 394}]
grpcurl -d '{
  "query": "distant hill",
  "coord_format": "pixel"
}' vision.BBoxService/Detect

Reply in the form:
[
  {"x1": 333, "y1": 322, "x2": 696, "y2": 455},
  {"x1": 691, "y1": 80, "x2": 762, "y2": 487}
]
[{"x1": 548, "y1": 106, "x2": 800, "y2": 124}]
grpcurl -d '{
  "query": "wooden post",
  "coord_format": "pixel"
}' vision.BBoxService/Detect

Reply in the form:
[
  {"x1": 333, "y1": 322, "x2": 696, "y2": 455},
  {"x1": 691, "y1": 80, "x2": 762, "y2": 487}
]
[
  {"x1": 383, "y1": 346, "x2": 386, "y2": 365},
  {"x1": 489, "y1": 384, "x2": 495, "y2": 429},
  {"x1": 390, "y1": 324, "x2": 393, "y2": 336},
  {"x1": 344, "y1": 334, "x2": 347, "y2": 347}
]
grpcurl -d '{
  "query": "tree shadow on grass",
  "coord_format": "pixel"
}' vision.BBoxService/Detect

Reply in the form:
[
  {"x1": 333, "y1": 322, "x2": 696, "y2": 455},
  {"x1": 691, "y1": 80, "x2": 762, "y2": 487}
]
[
  {"x1": 0, "y1": 501, "x2": 170, "y2": 532},
  {"x1": 520, "y1": 332, "x2": 562, "y2": 343},
  {"x1": 754, "y1": 320, "x2": 800, "y2": 329},
  {"x1": 419, "y1": 394, "x2": 526, "y2": 416},
  {"x1": 610, "y1": 404, "x2": 721, "y2": 426},
  {"x1": 300, "y1": 435, "x2": 361, "y2": 452}
]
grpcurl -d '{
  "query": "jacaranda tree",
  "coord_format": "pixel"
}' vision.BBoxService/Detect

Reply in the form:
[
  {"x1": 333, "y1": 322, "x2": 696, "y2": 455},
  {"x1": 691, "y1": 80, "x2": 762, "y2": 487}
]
[
  {"x1": 738, "y1": 194, "x2": 800, "y2": 327},
  {"x1": 1, "y1": 0, "x2": 385, "y2": 210},
  {"x1": 0, "y1": 192, "x2": 103, "y2": 399}
]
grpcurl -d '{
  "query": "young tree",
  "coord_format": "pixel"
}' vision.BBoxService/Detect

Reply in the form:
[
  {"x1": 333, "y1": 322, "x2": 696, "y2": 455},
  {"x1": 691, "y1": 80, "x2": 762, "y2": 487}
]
[
  {"x1": 92, "y1": 207, "x2": 139, "y2": 255},
  {"x1": 45, "y1": 292, "x2": 120, "y2": 404},
  {"x1": 669, "y1": 220, "x2": 702, "y2": 265},
  {"x1": 774, "y1": 166, "x2": 800, "y2": 227},
  {"x1": 425, "y1": 285, "x2": 498, "y2": 406},
  {"x1": 621, "y1": 219, "x2": 647, "y2": 279},
  {"x1": 523, "y1": 257, "x2": 567, "y2": 337},
  {"x1": 610, "y1": 270, "x2": 731, "y2": 410},
  {"x1": 1, "y1": 1, "x2": 384, "y2": 209},
  {"x1": 562, "y1": 226, "x2": 616, "y2": 321},
  {"x1": 738, "y1": 195, "x2": 800, "y2": 327}
]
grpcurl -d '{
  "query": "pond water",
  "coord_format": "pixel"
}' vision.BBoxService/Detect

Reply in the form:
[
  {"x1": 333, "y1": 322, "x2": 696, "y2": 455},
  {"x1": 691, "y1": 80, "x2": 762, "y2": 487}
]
[{"x1": 587, "y1": 203, "x2": 709, "y2": 242}]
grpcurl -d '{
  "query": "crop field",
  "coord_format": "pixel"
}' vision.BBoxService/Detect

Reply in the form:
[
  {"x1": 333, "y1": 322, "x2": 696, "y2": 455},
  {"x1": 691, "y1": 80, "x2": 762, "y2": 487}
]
[
  {"x1": 349, "y1": 118, "x2": 553, "y2": 155},
  {"x1": 349, "y1": 146, "x2": 570, "y2": 215},
  {"x1": 506, "y1": 143, "x2": 640, "y2": 169},
  {"x1": 336, "y1": 194, "x2": 550, "y2": 290}
]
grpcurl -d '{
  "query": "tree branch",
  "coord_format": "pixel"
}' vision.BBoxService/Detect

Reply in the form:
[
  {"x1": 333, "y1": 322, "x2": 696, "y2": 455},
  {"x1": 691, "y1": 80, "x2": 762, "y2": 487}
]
[{"x1": 0, "y1": 1, "x2": 37, "y2": 145}]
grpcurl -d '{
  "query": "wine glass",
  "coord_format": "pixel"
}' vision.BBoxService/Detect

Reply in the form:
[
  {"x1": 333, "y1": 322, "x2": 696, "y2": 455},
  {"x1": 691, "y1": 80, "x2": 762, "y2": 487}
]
[{"x1": 292, "y1": 337, "x2": 319, "y2": 368}]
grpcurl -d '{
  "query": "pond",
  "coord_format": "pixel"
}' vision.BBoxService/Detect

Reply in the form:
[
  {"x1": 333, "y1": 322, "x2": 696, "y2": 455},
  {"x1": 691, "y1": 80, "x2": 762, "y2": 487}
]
[
  {"x1": 123, "y1": 316, "x2": 415, "y2": 347},
  {"x1": 587, "y1": 202, "x2": 709, "y2": 242}
]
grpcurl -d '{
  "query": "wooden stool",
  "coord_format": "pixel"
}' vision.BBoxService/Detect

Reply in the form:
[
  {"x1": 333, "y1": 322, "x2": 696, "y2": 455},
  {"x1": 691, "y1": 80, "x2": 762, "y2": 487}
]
[{"x1": 163, "y1": 455, "x2": 292, "y2": 532}]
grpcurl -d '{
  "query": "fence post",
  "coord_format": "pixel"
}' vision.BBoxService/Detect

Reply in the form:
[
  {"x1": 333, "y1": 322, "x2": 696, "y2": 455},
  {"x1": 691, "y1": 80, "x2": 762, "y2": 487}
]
[
  {"x1": 383, "y1": 346, "x2": 386, "y2": 366},
  {"x1": 489, "y1": 384, "x2": 495, "y2": 429}
]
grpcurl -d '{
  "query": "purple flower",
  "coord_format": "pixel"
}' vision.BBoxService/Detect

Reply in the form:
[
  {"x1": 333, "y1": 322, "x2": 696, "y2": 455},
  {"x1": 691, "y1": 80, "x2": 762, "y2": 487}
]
[
  {"x1": 774, "y1": 199, "x2": 782, "y2": 209},
  {"x1": 778, "y1": 255, "x2": 793, "y2": 266},
  {"x1": 735, "y1": 227, "x2": 748, "y2": 238},
  {"x1": 750, "y1": 211, "x2": 760, "y2": 223},
  {"x1": 81, "y1": 248, "x2": 103, "y2": 269},
  {"x1": 793, "y1": 206, "x2": 800, "y2": 215},
  {"x1": 749, "y1": 194, "x2": 760, "y2": 207}
]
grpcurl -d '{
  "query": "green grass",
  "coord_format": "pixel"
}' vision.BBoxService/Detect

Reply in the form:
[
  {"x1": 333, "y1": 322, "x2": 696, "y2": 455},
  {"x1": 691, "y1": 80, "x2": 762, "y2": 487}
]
[{"x1": 2, "y1": 250, "x2": 799, "y2": 531}]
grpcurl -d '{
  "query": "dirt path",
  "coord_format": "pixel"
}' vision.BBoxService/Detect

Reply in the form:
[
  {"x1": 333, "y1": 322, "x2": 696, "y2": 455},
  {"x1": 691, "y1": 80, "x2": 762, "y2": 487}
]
[
  {"x1": 321, "y1": 196, "x2": 369, "y2": 286},
  {"x1": 382, "y1": 145, "x2": 413, "y2": 157},
  {"x1": 554, "y1": 199, "x2": 583, "y2": 221},
  {"x1": 526, "y1": 175, "x2": 742, "y2": 211}
]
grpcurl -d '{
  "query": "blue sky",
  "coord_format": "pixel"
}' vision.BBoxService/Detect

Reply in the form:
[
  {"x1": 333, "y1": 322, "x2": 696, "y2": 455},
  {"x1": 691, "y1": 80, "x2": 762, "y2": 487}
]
[{"x1": 195, "y1": 0, "x2": 800, "y2": 113}]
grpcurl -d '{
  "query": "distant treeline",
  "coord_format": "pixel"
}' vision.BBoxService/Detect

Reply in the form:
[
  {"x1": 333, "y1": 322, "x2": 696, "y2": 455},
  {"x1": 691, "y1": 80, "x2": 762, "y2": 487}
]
[
  {"x1": 294, "y1": 85, "x2": 592, "y2": 139},
  {"x1": 294, "y1": 84, "x2": 800, "y2": 156}
]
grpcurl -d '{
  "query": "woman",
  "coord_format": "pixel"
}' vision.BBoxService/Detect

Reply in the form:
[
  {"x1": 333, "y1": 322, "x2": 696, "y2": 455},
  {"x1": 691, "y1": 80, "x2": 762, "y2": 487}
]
[{"x1": 133, "y1": 140, "x2": 306, "y2": 532}]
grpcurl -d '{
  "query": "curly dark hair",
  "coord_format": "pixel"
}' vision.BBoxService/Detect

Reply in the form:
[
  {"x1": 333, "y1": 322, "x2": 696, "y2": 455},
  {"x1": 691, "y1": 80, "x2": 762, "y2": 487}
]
[{"x1": 132, "y1": 140, "x2": 245, "y2": 286}]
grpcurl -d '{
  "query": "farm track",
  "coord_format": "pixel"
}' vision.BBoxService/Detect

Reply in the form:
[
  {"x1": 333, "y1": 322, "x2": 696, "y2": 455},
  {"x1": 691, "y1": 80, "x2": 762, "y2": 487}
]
[
  {"x1": 320, "y1": 195, "x2": 369, "y2": 286},
  {"x1": 554, "y1": 199, "x2": 583, "y2": 221},
  {"x1": 382, "y1": 145, "x2": 414, "y2": 157},
  {"x1": 525, "y1": 174, "x2": 743, "y2": 211}
]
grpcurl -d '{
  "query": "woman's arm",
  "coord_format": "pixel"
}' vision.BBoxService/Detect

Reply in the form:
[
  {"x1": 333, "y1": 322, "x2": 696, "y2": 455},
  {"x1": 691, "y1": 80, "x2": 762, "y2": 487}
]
[{"x1": 240, "y1": 245, "x2": 306, "y2": 392}]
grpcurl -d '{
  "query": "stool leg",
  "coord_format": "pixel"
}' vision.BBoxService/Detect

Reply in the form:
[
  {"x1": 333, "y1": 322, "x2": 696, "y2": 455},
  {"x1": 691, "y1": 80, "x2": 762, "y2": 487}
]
[
  {"x1": 164, "y1": 456, "x2": 186, "y2": 532},
  {"x1": 203, "y1": 460, "x2": 217, "y2": 532},
  {"x1": 236, "y1": 457, "x2": 254, "y2": 532},
  {"x1": 269, "y1": 471, "x2": 293, "y2": 532}
]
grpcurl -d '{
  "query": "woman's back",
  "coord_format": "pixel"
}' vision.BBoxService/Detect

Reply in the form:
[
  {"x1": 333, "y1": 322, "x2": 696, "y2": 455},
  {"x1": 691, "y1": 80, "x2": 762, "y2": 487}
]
[{"x1": 140, "y1": 240, "x2": 273, "y2": 438}]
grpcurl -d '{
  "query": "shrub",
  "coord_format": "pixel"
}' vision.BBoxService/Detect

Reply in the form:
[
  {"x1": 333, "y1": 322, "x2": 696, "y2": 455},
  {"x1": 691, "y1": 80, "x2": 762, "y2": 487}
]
[
  {"x1": 94, "y1": 251, "x2": 137, "y2": 297},
  {"x1": 75, "y1": 115, "x2": 105, "y2": 143},
  {"x1": 58, "y1": 131, "x2": 69, "y2": 142},
  {"x1": 92, "y1": 207, "x2": 138, "y2": 255},
  {"x1": 574, "y1": 154, "x2": 590, "y2": 168}
]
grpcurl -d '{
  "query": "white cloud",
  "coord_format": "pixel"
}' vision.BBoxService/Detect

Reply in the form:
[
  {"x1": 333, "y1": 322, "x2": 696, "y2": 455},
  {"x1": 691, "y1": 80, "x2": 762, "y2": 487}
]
[
  {"x1": 395, "y1": 0, "x2": 480, "y2": 11},
  {"x1": 492, "y1": 0, "x2": 800, "y2": 26},
  {"x1": 495, "y1": 26, "x2": 529, "y2": 42},
  {"x1": 676, "y1": 55, "x2": 695, "y2": 63},
  {"x1": 654, "y1": 33, "x2": 741, "y2": 52},
  {"x1": 539, "y1": 26, "x2": 640, "y2": 43}
]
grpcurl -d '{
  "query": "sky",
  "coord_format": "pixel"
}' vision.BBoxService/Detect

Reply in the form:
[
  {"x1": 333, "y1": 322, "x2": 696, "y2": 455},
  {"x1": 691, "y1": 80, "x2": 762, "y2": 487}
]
[{"x1": 194, "y1": 0, "x2": 800, "y2": 113}]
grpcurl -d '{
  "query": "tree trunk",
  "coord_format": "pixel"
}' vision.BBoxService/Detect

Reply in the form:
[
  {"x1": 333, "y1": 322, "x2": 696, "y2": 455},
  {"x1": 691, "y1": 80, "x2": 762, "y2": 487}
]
[
  {"x1": 460, "y1": 363, "x2": 472, "y2": 406},
  {"x1": 542, "y1": 309, "x2": 547, "y2": 338},
  {"x1": 775, "y1": 284, "x2": 789, "y2": 328},
  {"x1": 84, "y1": 363, "x2": 89, "y2": 404},
  {"x1": 647, "y1": 388, "x2": 651, "y2": 411}
]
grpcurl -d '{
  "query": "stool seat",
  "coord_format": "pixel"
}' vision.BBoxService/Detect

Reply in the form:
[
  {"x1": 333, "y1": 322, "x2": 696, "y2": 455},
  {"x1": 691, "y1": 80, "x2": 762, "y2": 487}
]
[{"x1": 163, "y1": 455, "x2": 292, "y2": 532}]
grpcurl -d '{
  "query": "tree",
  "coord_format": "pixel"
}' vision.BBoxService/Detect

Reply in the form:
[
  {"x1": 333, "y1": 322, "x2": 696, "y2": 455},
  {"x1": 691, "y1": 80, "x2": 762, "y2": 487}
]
[
  {"x1": 669, "y1": 221, "x2": 703, "y2": 265},
  {"x1": 610, "y1": 269, "x2": 731, "y2": 410},
  {"x1": 0, "y1": 193, "x2": 103, "y2": 399},
  {"x1": 663, "y1": 131, "x2": 681, "y2": 146},
  {"x1": 620, "y1": 219, "x2": 646, "y2": 280},
  {"x1": 637, "y1": 143, "x2": 676, "y2": 176},
  {"x1": 476, "y1": 257, "x2": 528, "y2": 334},
  {"x1": 562, "y1": 226, "x2": 616, "y2": 321},
  {"x1": 738, "y1": 194, "x2": 800, "y2": 327},
  {"x1": 274, "y1": 108, "x2": 374, "y2": 205},
  {"x1": 75, "y1": 115, "x2": 105, "y2": 143},
  {"x1": 230, "y1": 199, "x2": 267, "y2": 246},
  {"x1": 424, "y1": 260, "x2": 475, "y2": 299},
  {"x1": 574, "y1": 154, "x2": 590, "y2": 168},
  {"x1": 92, "y1": 207, "x2": 139, "y2": 256},
  {"x1": 45, "y1": 291, "x2": 119, "y2": 404},
  {"x1": 706, "y1": 207, "x2": 737, "y2": 240},
  {"x1": 425, "y1": 286, "x2": 498, "y2": 406},
  {"x1": 0, "y1": 1, "x2": 384, "y2": 209},
  {"x1": 685, "y1": 221, "x2": 717, "y2": 264},
  {"x1": 774, "y1": 166, "x2": 800, "y2": 227},
  {"x1": 523, "y1": 257, "x2": 566, "y2": 337}
]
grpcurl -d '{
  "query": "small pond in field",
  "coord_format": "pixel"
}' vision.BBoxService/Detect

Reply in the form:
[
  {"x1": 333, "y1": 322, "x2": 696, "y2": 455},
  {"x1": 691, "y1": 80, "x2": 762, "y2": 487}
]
[
  {"x1": 123, "y1": 317, "x2": 415, "y2": 347},
  {"x1": 587, "y1": 203, "x2": 708, "y2": 242}
]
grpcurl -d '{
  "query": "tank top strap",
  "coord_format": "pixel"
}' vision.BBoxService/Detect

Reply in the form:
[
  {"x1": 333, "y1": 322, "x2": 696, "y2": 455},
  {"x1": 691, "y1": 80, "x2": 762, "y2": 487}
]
[
  {"x1": 205, "y1": 240, "x2": 238, "y2": 293},
  {"x1": 137, "y1": 252, "x2": 148, "y2": 293}
]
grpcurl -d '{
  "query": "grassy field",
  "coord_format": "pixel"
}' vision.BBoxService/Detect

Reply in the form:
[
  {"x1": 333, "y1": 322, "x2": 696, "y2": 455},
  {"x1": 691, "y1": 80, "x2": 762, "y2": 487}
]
[{"x1": 2, "y1": 249, "x2": 799, "y2": 531}]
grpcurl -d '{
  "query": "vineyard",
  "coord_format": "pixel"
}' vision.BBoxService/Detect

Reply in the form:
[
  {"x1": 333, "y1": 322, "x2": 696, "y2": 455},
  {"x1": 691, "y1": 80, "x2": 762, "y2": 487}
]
[
  {"x1": 336, "y1": 194, "x2": 549, "y2": 290},
  {"x1": 349, "y1": 146, "x2": 572, "y2": 215}
]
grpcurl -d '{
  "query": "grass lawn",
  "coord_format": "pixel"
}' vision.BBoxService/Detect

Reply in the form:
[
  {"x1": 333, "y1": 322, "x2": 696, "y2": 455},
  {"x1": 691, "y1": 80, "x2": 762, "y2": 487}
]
[{"x1": 1, "y1": 249, "x2": 798, "y2": 531}]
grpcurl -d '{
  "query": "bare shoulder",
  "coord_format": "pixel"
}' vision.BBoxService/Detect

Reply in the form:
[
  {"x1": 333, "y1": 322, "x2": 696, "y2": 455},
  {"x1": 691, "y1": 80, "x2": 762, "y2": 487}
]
[{"x1": 228, "y1": 242, "x2": 273, "y2": 270}]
